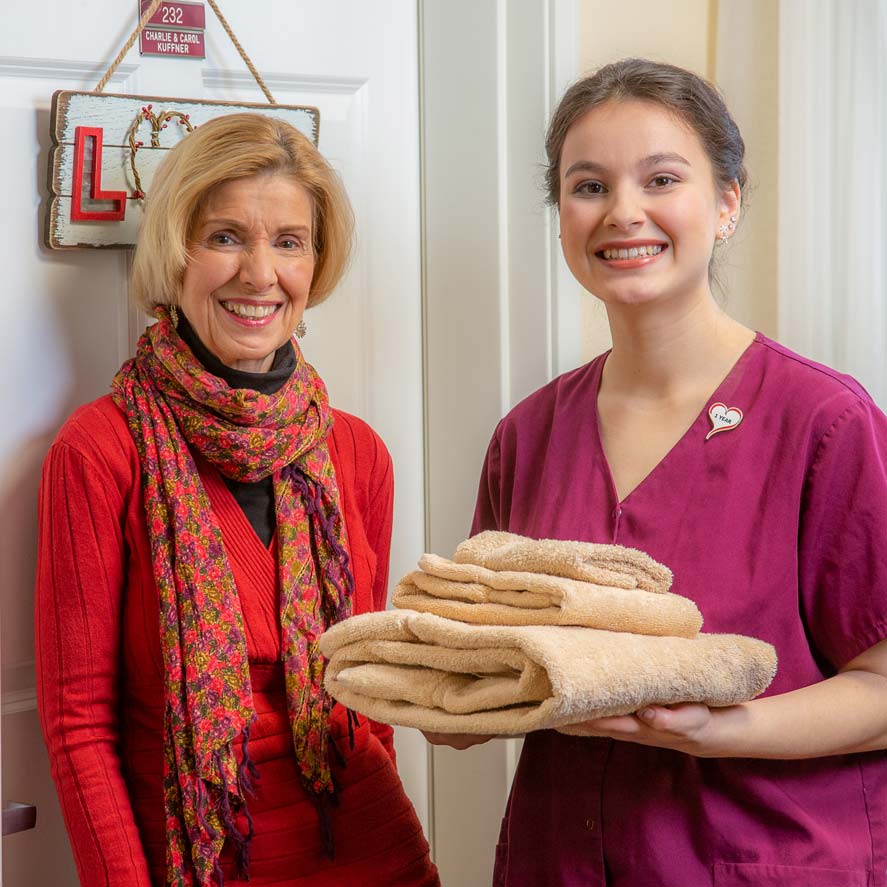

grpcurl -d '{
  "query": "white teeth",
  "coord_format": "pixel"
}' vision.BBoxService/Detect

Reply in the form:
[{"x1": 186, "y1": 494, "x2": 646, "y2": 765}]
[
  {"x1": 601, "y1": 245, "x2": 664, "y2": 260},
  {"x1": 222, "y1": 301, "x2": 277, "y2": 319}
]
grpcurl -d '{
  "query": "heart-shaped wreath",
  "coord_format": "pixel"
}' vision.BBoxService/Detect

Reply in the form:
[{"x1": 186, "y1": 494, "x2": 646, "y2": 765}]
[{"x1": 126, "y1": 103, "x2": 195, "y2": 199}]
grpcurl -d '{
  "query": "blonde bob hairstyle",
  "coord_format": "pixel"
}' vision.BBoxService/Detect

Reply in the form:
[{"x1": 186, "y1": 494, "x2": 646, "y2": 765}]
[{"x1": 130, "y1": 112, "x2": 354, "y2": 312}]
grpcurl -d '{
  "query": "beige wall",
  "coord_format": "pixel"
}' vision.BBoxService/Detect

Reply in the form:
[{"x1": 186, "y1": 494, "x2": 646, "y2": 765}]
[
  {"x1": 714, "y1": 0, "x2": 779, "y2": 338},
  {"x1": 575, "y1": 0, "x2": 778, "y2": 359},
  {"x1": 579, "y1": 0, "x2": 714, "y2": 74}
]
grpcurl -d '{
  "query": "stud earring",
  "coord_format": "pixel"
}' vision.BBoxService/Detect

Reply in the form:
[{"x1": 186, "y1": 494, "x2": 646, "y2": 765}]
[
  {"x1": 169, "y1": 304, "x2": 179, "y2": 328},
  {"x1": 718, "y1": 215, "x2": 737, "y2": 243},
  {"x1": 295, "y1": 319, "x2": 307, "y2": 338}
]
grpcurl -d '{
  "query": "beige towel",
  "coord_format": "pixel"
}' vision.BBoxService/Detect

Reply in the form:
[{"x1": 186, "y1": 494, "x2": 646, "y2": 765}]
[
  {"x1": 320, "y1": 610, "x2": 777, "y2": 736},
  {"x1": 392, "y1": 554, "x2": 702, "y2": 638},
  {"x1": 454, "y1": 530, "x2": 674, "y2": 594}
]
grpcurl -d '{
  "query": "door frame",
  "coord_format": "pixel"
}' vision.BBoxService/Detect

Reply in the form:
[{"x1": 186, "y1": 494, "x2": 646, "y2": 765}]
[{"x1": 419, "y1": 0, "x2": 580, "y2": 881}]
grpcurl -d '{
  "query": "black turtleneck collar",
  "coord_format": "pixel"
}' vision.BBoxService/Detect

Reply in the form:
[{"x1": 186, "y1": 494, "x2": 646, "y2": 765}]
[
  {"x1": 174, "y1": 311, "x2": 294, "y2": 547},
  {"x1": 176, "y1": 312, "x2": 296, "y2": 395}
]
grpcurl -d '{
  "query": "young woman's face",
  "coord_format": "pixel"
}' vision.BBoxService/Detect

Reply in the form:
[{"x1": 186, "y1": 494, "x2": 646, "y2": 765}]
[
  {"x1": 557, "y1": 100, "x2": 739, "y2": 310},
  {"x1": 179, "y1": 173, "x2": 316, "y2": 373}
]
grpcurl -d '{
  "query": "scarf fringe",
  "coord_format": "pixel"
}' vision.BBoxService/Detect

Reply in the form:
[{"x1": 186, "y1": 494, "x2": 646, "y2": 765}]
[
  {"x1": 196, "y1": 707, "x2": 359, "y2": 876},
  {"x1": 347, "y1": 708, "x2": 360, "y2": 752},
  {"x1": 193, "y1": 724, "x2": 261, "y2": 886},
  {"x1": 314, "y1": 789, "x2": 339, "y2": 860},
  {"x1": 238, "y1": 723, "x2": 261, "y2": 797},
  {"x1": 195, "y1": 779, "x2": 220, "y2": 842},
  {"x1": 286, "y1": 466, "x2": 353, "y2": 624},
  {"x1": 213, "y1": 744, "x2": 254, "y2": 882},
  {"x1": 327, "y1": 731, "x2": 347, "y2": 769},
  {"x1": 304, "y1": 706, "x2": 364, "y2": 862}
]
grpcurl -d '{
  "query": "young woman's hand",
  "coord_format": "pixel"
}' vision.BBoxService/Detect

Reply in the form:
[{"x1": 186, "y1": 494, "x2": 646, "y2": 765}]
[
  {"x1": 575, "y1": 702, "x2": 728, "y2": 757},
  {"x1": 421, "y1": 731, "x2": 496, "y2": 750},
  {"x1": 576, "y1": 639, "x2": 887, "y2": 760}
]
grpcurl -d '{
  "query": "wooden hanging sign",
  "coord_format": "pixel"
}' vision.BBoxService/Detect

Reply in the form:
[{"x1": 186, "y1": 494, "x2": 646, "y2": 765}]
[{"x1": 45, "y1": 90, "x2": 320, "y2": 250}]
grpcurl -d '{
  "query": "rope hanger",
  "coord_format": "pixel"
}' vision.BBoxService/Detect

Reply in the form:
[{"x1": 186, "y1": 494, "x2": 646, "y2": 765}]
[{"x1": 95, "y1": 0, "x2": 276, "y2": 104}]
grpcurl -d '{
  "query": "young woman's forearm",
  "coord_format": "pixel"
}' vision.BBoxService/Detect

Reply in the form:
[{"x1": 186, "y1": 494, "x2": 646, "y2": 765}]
[{"x1": 707, "y1": 664, "x2": 887, "y2": 759}]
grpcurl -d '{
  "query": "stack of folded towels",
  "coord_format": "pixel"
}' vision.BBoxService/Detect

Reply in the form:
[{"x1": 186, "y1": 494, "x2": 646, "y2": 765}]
[{"x1": 320, "y1": 531, "x2": 777, "y2": 736}]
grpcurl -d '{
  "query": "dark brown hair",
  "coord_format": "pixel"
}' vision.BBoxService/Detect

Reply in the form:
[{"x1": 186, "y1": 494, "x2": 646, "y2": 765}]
[{"x1": 544, "y1": 58, "x2": 747, "y2": 206}]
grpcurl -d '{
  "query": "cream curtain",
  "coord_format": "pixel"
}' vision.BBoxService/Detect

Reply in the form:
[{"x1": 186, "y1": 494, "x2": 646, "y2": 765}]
[{"x1": 778, "y1": 0, "x2": 887, "y2": 405}]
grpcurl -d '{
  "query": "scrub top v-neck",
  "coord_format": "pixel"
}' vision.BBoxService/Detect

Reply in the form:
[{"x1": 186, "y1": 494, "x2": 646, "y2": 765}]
[
  {"x1": 472, "y1": 333, "x2": 887, "y2": 887},
  {"x1": 591, "y1": 336, "x2": 757, "y2": 543}
]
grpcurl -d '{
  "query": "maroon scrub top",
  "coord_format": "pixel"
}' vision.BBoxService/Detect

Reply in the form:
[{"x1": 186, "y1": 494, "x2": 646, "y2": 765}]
[{"x1": 473, "y1": 334, "x2": 887, "y2": 887}]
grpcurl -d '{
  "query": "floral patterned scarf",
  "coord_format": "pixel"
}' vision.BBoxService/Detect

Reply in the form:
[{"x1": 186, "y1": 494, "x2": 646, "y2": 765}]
[{"x1": 112, "y1": 308, "x2": 353, "y2": 886}]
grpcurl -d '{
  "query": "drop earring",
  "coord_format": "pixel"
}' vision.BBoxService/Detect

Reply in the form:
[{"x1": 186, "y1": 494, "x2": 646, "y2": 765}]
[
  {"x1": 169, "y1": 304, "x2": 179, "y2": 328},
  {"x1": 295, "y1": 319, "x2": 308, "y2": 338}
]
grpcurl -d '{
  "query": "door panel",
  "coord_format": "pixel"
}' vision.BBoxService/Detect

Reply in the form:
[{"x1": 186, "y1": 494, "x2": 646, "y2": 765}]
[{"x1": 0, "y1": 3, "x2": 424, "y2": 884}]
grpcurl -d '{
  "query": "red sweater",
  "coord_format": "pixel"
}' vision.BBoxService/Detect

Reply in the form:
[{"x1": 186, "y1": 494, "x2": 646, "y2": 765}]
[{"x1": 36, "y1": 395, "x2": 439, "y2": 887}]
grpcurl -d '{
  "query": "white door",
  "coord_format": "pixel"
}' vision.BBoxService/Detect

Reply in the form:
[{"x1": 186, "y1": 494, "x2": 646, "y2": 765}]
[{"x1": 0, "y1": 2, "x2": 425, "y2": 883}]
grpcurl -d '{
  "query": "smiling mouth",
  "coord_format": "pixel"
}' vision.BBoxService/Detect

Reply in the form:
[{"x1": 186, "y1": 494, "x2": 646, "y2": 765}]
[
  {"x1": 221, "y1": 301, "x2": 279, "y2": 319},
  {"x1": 596, "y1": 244, "x2": 666, "y2": 260}
]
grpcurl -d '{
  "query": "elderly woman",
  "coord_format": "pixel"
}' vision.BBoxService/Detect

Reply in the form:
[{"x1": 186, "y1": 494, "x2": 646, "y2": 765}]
[{"x1": 36, "y1": 114, "x2": 439, "y2": 887}]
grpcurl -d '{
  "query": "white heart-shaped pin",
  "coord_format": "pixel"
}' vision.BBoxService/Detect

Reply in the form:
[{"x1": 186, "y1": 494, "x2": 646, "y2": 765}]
[{"x1": 706, "y1": 402, "x2": 743, "y2": 440}]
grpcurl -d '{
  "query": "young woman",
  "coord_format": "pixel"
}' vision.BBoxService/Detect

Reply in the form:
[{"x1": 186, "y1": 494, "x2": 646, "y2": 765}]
[{"x1": 425, "y1": 59, "x2": 887, "y2": 887}]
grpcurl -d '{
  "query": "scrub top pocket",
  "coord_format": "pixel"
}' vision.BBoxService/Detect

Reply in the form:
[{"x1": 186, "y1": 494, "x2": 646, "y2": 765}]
[{"x1": 713, "y1": 862, "x2": 869, "y2": 886}]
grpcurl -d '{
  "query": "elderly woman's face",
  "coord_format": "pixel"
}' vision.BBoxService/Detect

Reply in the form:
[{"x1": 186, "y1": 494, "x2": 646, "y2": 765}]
[{"x1": 180, "y1": 173, "x2": 315, "y2": 372}]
